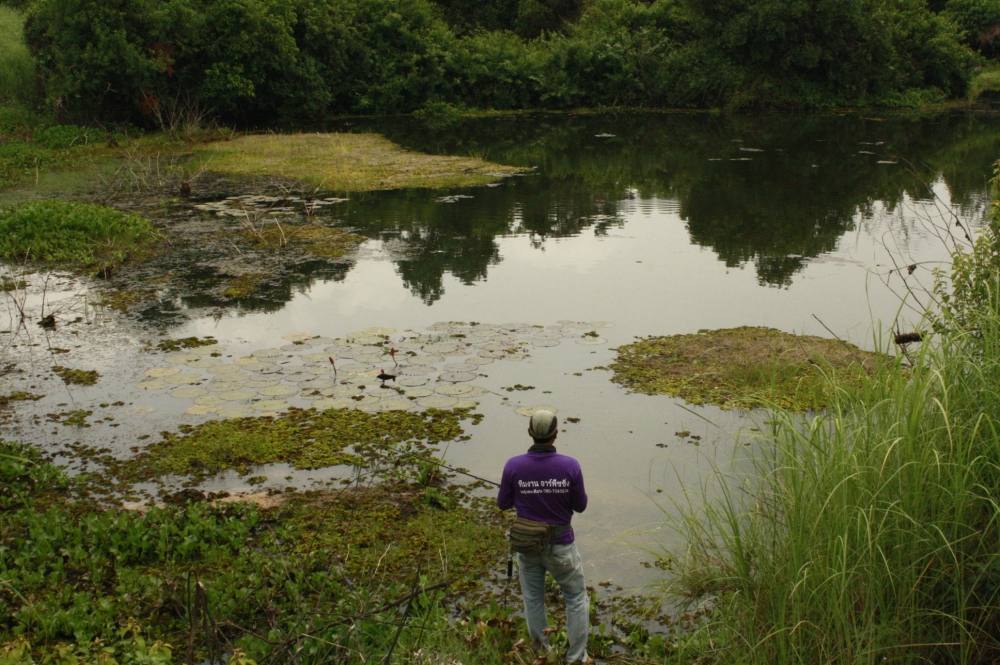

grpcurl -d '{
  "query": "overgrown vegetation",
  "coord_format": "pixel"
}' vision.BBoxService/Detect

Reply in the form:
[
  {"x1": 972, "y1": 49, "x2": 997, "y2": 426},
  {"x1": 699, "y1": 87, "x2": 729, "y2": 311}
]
[
  {"x1": 0, "y1": 201, "x2": 157, "y2": 273},
  {"x1": 670, "y1": 168, "x2": 1000, "y2": 663},
  {"x1": 51, "y1": 365, "x2": 99, "y2": 386},
  {"x1": 17, "y1": 0, "x2": 984, "y2": 126},
  {"x1": 155, "y1": 336, "x2": 217, "y2": 352},
  {"x1": 124, "y1": 407, "x2": 474, "y2": 481},
  {"x1": 0, "y1": 440, "x2": 516, "y2": 664},
  {"x1": 610, "y1": 327, "x2": 882, "y2": 410}
]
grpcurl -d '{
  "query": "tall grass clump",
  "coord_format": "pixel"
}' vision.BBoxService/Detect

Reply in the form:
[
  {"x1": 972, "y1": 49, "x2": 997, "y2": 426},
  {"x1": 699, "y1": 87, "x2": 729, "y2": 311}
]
[
  {"x1": 0, "y1": 200, "x2": 157, "y2": 273},
  {"x1": 673, "y1": 176, "x2": 1000, "y2": 664}
]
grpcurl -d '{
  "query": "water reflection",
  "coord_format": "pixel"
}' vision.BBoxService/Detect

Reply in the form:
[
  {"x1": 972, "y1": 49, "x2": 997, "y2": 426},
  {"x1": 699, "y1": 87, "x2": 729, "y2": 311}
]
[
  {"x1": 134, "y1": 111, "x2": 1000, "y2": 317},
  {"x1": 345, "y1": 111, "x2": 998, "y2": 295}
]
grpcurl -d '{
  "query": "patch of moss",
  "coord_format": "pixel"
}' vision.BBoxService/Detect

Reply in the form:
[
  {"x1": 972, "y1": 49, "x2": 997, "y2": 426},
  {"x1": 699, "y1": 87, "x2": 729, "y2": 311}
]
[
  {"x1": 192, "y1": 133, "x2": 526, "y2": 191},
  {"x1": 0, "y1": 391, "x2": 41, "y2": 408},
  {"x1": 48, "y1": 409, "x2": 92, "y2": 427},
  {"x1": 52, "y1": 365, "x2": 99, "y2": 385},
  {"x1": 126, "y1": 407, "x2": 476, "y2": 481},
  {"x1": 610, "y1": 326, "x2": 884, "y2": 411},
  {"x1": 155, "y1": 336, "x2": 217, "y2": 352},
  {"x1": 222, "y1": 272, "x2": 266, "y2": 299},
  {"x1": 97, "y1": 288, "x2": 148, "y2": 312}
]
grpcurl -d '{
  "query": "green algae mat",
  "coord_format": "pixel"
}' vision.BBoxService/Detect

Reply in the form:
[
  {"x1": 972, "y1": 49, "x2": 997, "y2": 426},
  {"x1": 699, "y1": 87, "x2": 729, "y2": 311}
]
[
  {"x1": 192, "y1": 133, "x2": 526, "y2": 191},
  {"x1": 610, "y1": 326, "x2": 884, "y2": 411}
]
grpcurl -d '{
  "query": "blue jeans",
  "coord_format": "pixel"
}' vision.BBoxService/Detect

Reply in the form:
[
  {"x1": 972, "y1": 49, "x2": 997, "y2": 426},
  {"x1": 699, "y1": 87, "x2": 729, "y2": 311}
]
[{"x1": 517, "y1": 542, "x2": 589, "y2": 663}]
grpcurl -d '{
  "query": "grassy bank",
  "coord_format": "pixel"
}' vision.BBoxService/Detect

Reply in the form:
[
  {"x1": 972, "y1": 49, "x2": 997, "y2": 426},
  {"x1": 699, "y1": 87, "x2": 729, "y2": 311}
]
[
  {"x1": 671, "y1": 192, "x2": 1000, "y2": 662},
  {"x1": 192, "y1": 133, "x2": 525, "y2": 191}
]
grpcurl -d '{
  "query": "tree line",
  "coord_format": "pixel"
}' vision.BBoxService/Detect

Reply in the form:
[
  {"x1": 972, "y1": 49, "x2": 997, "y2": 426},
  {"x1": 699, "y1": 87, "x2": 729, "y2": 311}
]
[{"x1": 10, "y1": 0, "x2": 1000, "y2": 125}]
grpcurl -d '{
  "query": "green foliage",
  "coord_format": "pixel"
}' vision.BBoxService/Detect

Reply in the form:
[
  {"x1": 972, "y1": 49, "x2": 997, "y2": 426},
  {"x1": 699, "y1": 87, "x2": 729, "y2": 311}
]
[
  {"x1": 672, "y1": 165, "x2": 1000, "y2": 664},
  {"x1": 933, "y1": 163, "x2": 1000, "y2": 332},
  {"x1": 126, "y1": 407, "x2": 473, "y2": 480},
  {"x1": 610, "y1": 327, "x2": 882, "y2": 410},
  {"x1": 20, "y1": 0, "x2": 980, "y2": 124},
  {"x1": 0, "y1": 437, "x2": 516, "y2": 664},
  {"x1": 0, "y1": 200, "x2": 157, "y2": 272},
  {"x1": 0, "y1": 440, "x2": 67, "y2": 510},
  {"x1": 945, "y1": 0, "x2": 1000, "y2": 57},
  {"x1": 0, "y1": 6, "x2": 35, "y2": 106}
]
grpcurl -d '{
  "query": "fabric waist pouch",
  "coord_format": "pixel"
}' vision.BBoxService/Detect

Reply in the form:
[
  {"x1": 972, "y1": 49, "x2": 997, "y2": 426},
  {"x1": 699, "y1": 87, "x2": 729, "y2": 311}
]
[{"x1": 509, "y1": 516, "x2": 568, "y2": 554}]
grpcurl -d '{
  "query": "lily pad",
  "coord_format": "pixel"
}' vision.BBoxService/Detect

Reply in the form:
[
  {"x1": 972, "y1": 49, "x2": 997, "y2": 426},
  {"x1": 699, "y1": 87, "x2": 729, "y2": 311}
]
[
  {"x1": 186, "y1": 405, "x2": 218, "y2": 416},
  {"x1": 218, "y1": 406, "x2": 254, "y2": 418},
  {"x1": 171, "y1": 386, "x2": 207, "y2": 399},
  {"x1": 145, "y1": 367, "x2": 181, "y2": 378},
  {"x1": 417, "y1": 395, "x2": 458, "y2": 409},
  {"x1": 259, "y1": 384, "x2": 298, "y2": 397},
  {"x1": 138, "y1": 380, "x2": 167, "y2": 391},
  {"x1": 313, "y1": 397, "x2": 358, "y2": 410},
  {"x1": 435, "y1": 383, "x2": 476, "y2": 397},
  {"x1": 515, "y1": 405, "x2": 559, "y2": 417},
  {"x1": 254, "y1": 400, "x2": 290, "y2": 411},
  {"x1": 219, "y1": 390, "x2": 256, "y2": 402},
  {"x1": 439, "y1": 371, "x2": 477, "y2": 383}
]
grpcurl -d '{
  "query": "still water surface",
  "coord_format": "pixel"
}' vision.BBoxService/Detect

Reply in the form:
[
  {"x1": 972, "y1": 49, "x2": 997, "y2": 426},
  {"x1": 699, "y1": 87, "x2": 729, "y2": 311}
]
[{"x1": 5, "y1": 111, "x2": 1000, "y2": 591}]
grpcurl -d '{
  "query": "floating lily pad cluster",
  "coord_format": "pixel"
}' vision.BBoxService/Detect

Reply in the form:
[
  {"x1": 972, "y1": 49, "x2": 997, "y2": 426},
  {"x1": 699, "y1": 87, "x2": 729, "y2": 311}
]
[
  {"x1": 139, "y1": 321, "x2": 608, "y2": 419},
  {"x1": 194, "y1": 194, "x2": 348, "y2": 218}
]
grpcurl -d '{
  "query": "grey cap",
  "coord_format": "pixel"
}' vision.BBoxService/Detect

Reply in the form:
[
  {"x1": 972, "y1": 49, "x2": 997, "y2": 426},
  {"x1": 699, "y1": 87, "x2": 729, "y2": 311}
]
[{"x1": 528, "y1": 408, "x2": 558, "y2": 440}]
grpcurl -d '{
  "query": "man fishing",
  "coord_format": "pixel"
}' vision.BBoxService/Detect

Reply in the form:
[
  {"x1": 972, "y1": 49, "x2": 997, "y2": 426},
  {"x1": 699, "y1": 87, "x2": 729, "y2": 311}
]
[{"x1": 497, "y1": 409, "x2": 590, "y2": 664}]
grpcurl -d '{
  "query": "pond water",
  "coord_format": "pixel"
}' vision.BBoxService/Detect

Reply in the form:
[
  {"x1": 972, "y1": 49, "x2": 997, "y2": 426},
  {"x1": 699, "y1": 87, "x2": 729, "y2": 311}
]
[{"x1": 3, "y1": 111, "x2": 1000, "y2": 592}]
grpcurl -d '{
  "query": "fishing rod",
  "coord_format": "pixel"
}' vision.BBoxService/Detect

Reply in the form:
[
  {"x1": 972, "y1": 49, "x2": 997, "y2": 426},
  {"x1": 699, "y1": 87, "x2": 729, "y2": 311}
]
[{"x1": 390, "y1": 449, "x2": 500, "y2": 487}]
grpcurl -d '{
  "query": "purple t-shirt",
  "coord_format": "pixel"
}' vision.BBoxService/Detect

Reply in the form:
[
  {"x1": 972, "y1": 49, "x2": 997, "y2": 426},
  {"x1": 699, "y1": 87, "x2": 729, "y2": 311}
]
[{"x1": 497, "y1": 451, "x2": 588, "y2": 544}]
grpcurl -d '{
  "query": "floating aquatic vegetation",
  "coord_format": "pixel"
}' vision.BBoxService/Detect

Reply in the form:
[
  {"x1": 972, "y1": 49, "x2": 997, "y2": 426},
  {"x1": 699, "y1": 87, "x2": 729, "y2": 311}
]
[
  {"x1": 223, "y1": 272, "x2": 267, "y2": 299},
  {"x1": 515, "y1": 405, "x2": 559, "y2": 417},
  {"x1": 52, "y1": 365, "x2": 99, "y2": 385},
  {"x1": 155, "y1": 336, "x2": 217, "y2": 352},
  {"x1": 133, "y1": 321, "x2": 608, "y2": 420},
  {"x1": 124, "y1": 407, "x2": 475, "y2": 480},
  {"x1": 48, "y1": 409, "x2": 92, "y2": 427},
  {"x1": 0, "y1": 391, "x2": 42, "y2": 408},
  {"x1": 97, "y1": 288, "x2": 148, "y2": 312},
  {"x1": 609, "y1": 326, "x2": 885, "y2": 411}
]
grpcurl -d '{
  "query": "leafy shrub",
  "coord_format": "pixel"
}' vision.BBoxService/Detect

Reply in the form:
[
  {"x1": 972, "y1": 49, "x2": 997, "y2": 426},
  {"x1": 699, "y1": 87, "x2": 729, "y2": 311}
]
[
  {"x1": 0, "y1": 200, "x2": 157, "y2": 272},
  {"x1": 19, "y1": 0, "x2": 982, "y2": 122}
]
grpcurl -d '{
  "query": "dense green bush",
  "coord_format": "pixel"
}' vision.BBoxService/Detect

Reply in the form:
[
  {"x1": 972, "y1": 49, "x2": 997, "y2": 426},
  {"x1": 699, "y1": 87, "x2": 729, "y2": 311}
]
[{"x1": 20, "y1": 0, "x2": 979, "y2": 124}]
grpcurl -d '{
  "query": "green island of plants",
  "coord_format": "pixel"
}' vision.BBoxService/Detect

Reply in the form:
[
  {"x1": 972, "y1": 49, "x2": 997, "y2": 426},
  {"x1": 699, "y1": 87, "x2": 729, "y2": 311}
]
[
  {"x1": 242, "y1": 222, "x2": 362, "y2": 258},
  {"x1": 609, "y1": 326, "x2": 882, "y2": 410},
  {"x1": 0, "y1": 201, "x2": 157, "y2": 273},
  {"x1": 51, "y1": 365, "x2": 99, "y2": 386},
  {"x1": 193, "y1": 133, "x2": 524, "y2": 191},
  {"x1": 123, "y1": 407, "x2": 478, "y2": 481},
  {"x1": 0, "y1": 391, "x2": 41, "y2": 408},
  {"x1": 155, "y1": 336, "x2": 217, "y2": 353}
]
